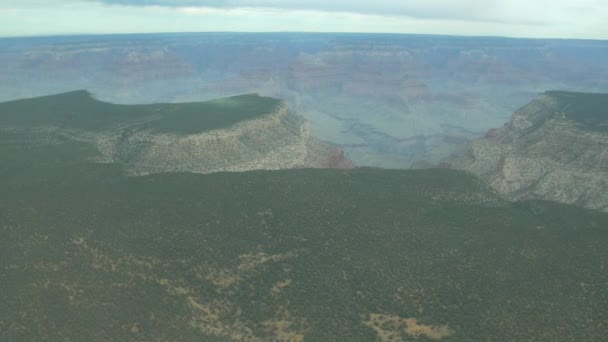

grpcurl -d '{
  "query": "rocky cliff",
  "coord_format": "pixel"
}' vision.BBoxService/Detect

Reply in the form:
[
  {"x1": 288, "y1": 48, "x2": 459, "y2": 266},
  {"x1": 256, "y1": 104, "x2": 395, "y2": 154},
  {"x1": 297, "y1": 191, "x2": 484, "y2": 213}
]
[
  {"x1": 103, "y1": 102, "x2": 354, "y2": 174},
  {"x1": 0, "y1": 91, "x2": 354, "y2": 175},
  {"x1": 453, "y1": 91, "x2": 608, "y2": 211}
]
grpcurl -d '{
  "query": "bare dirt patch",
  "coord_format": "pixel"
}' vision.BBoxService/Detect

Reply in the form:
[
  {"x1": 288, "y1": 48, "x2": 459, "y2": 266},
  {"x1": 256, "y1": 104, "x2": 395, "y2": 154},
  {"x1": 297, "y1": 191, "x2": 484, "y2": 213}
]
[
  {"x1": 262, "y1": 306, "x2": 306, "y2": 342},
  {"x1": 364, "y1": 313, "x2": 453, "y2": 341},
  {"x1": 237, "y1": 251, "x2": 298, "y2": 272},
  {"x1": 271, "y1": 279, "x2": 292, "y2": 296}
]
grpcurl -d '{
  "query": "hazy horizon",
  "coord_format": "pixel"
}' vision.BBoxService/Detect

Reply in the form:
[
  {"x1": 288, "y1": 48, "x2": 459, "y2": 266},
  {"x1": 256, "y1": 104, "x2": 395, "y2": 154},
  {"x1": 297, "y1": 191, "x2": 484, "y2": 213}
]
[{"x1": 3, "y1": 30, "x2": 608, "y2": 42}]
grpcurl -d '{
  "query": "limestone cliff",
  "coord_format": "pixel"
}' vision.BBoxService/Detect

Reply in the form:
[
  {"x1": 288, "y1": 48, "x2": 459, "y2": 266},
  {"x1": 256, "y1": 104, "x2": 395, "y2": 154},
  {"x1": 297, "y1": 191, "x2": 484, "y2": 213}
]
[
  {"x1": 0, "y1": 91, "x2": 354, "y2": 175},
  {"x1": 453, "y1": 91, "x2": 608, "y2": 212},
  {"x1": 96, "y1": 102, "x2": 354, "y2": 174}
]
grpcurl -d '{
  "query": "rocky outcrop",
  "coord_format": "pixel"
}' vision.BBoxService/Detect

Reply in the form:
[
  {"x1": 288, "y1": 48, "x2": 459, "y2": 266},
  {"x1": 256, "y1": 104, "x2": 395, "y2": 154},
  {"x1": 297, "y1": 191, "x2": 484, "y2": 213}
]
[
  {"x1": 95, "y1": 103, "x2": 353, "y2": 174},
  {"x1": 453, "y1": 91, "x2": 608, "y2": 212}
]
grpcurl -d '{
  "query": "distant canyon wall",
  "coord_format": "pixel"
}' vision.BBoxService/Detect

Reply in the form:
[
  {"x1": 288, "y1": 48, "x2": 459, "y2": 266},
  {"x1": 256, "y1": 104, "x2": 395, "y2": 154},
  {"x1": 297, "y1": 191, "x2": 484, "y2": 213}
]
[{"x1": 2, "y1": 33, "x2": 608, "y2": 167}]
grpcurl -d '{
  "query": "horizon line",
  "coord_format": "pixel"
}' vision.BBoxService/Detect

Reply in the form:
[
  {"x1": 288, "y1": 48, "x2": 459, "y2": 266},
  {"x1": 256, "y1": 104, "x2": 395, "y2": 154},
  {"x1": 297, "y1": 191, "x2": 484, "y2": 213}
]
[{"x1": 1, "y1": 30, "x2": 607, "y2": 42}]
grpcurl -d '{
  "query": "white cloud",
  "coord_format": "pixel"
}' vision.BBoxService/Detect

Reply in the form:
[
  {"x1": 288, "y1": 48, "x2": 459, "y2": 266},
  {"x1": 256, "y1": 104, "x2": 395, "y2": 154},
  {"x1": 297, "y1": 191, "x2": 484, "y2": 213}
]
[
  {"x1": 94, "y1": 0, "x2": 607, "y2": 26},
  {"x1": 0, "y1": 0, "x2": 607, "y2": 39}
]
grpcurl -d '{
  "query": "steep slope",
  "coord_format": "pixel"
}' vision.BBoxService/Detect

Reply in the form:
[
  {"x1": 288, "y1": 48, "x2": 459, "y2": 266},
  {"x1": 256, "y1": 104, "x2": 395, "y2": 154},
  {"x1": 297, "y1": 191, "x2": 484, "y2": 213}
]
[
  {"x1": 453, "y1": 91, "x2": 608, "y2": 211},
  {"x1": 0, "y1": 91, "x2": 353, "y2": 174}
]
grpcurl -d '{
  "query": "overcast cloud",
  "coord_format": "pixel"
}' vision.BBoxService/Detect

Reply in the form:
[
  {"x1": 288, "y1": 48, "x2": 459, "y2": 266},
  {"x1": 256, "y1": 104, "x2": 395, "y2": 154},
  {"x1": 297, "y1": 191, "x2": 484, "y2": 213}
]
[
  {"x1": 95, "y1": 0, "x2": 608, "y2": 25},
  {"x1": 1, "y1": 0, "x2": 607, "y2": 39},
  {"x1": 98, "y1": 0, "x2": 498, "y2": 22}
]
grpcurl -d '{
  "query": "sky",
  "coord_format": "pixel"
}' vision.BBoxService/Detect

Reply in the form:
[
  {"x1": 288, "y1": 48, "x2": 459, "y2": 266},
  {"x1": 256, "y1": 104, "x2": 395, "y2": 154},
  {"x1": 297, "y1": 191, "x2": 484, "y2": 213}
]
[{"x1": 1, "y1": 0, "x2": 607, "y2": 39}]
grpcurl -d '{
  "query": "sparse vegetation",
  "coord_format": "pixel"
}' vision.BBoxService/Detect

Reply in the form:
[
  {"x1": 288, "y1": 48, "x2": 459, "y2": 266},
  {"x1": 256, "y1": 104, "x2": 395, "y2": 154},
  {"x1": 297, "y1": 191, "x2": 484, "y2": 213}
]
[
  {"x1": 1, "y1": 93, "x2": 607, "y2": 341},
  {"x1": 1, "y1": 164, "x2": 607, "y2": 341}
]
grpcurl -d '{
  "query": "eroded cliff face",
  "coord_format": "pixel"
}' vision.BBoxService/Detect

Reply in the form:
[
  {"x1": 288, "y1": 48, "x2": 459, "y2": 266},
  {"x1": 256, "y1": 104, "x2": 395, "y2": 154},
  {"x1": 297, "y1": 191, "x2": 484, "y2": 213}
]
[
  {"x1": 453, "y1": 92, "x2": 608, "y2": 212},
  {"x1": 0, "y1": 92, "x2": 353, "y2": 175},
  {"x1": 92, "y1": 103, "x2": 353, "y2": 174}
]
